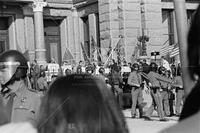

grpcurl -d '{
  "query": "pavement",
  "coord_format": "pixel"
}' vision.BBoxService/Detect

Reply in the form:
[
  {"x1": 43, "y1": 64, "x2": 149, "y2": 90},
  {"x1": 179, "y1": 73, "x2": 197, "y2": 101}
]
[{"x1": 123, "y1": 109, "x2": 178, "y2": 133}]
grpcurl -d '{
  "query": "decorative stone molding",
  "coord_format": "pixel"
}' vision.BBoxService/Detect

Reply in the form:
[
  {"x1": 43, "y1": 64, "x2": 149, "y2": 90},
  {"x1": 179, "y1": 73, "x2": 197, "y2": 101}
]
[
  {"x1": 71, "y1": 6, "x2": 78, "y2": 17},
  {"x1": 32, "y1": 1, "x2": 47, "y2": 12}
]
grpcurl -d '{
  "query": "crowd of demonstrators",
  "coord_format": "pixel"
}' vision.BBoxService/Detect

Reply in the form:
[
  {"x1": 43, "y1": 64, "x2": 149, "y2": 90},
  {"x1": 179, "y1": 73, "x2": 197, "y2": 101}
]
[
  {"x1": 63, "y1": 58, "x2": 184, "y2": 122},
  {"x1": 23, "y1": 51, "x2": 185, "y2": 122},
  {"x1": 0, "y1": 50, "x2": 185, "y2": 132}
]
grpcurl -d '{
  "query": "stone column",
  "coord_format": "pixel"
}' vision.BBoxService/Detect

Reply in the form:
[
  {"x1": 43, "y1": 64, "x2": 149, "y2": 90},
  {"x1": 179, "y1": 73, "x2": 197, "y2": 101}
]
[
  {"x1": 72, "y1": 7, "x2": 80, "y2": 63},
  {"x1": 32, "y1": 1, "x2": 47, "y2": 65},
  {"x1": 89, "y1": 13, "x2": 97, "y2": 62},
  {"x1": 98, "y1": 0, "x2": 120, "y2": 62}
]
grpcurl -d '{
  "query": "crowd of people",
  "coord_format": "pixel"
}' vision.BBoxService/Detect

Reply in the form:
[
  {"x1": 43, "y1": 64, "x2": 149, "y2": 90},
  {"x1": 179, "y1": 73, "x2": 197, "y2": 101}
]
[
  {"x1": 9, "y1": 50, "x2": 185, "y2": 123},
  {"x1": 0, "y1": 4, "x2": 200, "y2": 133}
]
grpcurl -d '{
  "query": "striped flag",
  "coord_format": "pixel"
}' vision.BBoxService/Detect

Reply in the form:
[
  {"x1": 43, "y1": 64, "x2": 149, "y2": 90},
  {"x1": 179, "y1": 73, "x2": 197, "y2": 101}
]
[
  {"x1": 170, "y1": 46, "x2": 179, "y2": 57},
  {"x1": 161, "y1": 44, "x2": 175, "y2": 56}
]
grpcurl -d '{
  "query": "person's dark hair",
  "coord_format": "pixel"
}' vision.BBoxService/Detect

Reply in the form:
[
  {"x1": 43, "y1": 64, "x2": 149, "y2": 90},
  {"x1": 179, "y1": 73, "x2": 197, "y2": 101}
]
[
  {"x1": 37, "y1": 74, "x2": 128, "y2": 133},
  {"x1": 187, "y1": 5, "x2": 200, "y2": 80}
]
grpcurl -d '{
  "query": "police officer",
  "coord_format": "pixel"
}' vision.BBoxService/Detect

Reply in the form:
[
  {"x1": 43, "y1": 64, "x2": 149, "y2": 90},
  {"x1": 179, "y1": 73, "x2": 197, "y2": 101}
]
[
  {"x1": 158, "y1": 66, "x2": 170, "y2": 117},
  {"x1": 144, "y1": 62, "x2": 172, "y2": 121},
  {"x1": 128, "y1": 63, "x2": 144, "y2": 118},
  {"x1": 0, "y1": 50, "x2": 41, "y2": 124}
]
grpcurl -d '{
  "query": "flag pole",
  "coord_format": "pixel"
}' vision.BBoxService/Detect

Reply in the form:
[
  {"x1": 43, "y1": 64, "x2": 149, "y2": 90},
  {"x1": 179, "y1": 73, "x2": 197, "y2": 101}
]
[
  {"x1": 173, "y1": 0, "x2": 195, "y2": 96},
  {"x1": 104, "y1": 49, "x2": 114, "y2": 67},
  {"x1": 104, "y1": 38, "x2": 121, "y2": 67}
]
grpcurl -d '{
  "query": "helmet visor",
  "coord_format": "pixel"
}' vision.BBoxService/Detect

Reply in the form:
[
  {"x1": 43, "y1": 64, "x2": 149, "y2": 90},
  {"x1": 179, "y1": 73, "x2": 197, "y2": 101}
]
[{"x1": 0, "y1": 61, "x2": 20, "y2": 85}]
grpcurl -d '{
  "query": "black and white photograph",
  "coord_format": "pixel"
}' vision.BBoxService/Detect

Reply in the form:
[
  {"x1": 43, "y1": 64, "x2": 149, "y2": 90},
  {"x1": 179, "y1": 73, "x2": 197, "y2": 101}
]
[{"x1": 0, "y1": 0, "x2": 199, "y2": 133}]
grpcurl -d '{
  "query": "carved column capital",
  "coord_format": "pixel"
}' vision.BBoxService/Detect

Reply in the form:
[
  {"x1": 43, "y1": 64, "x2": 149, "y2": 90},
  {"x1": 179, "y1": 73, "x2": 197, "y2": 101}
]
[{"x1": 32, "y1": 1, "x2": 47, "y2": 12}]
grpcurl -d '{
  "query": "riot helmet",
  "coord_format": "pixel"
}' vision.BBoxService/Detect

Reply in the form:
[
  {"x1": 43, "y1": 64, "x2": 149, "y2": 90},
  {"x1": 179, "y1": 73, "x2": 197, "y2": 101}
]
[
  {"x1": 158, "y1": 66, "x2": 166, "y2": 74},
  {"x1": 0, "y1": 50, "x2": 28, "y2": 85},
  {"x1": 132, "y1": 63, "x2": 139, "y2": 71},
  {"x1": 150, "y1": 62, "x2": 158, "y2": 72}
]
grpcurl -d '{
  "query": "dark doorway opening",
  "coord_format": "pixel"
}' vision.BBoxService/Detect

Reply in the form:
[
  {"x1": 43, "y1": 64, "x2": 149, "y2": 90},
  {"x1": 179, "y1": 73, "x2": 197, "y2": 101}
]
[
  {"x1": 44, "y1": 19, "x2": 62, "y2": 65},
  {"x1": 0, "y1": 17, "x2": 9, "y2": 54}
]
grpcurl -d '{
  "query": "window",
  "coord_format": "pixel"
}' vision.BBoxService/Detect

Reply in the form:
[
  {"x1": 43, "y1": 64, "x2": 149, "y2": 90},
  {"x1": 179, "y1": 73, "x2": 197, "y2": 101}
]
[
  {"x1": 81, "y1": 16, "x2": 90, "y2": 57},
  {"x1": 162, "y1": 10, "x2": 175, "y2": 45}
]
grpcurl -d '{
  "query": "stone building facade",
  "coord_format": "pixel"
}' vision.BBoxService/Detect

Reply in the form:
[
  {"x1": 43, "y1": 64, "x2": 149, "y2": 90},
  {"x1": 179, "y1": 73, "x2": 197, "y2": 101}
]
[{"x1": 0, "y1": 0, "x2": 199, "y2": 65}]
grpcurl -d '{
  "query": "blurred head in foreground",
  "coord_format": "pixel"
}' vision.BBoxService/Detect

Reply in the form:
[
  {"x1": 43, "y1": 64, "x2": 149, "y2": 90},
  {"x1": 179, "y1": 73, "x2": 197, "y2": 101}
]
[
  {"x1": 179, "y1": 5, "x2": 200, "y2": 121},
  {"x1": 187, "y1": 5, "x2": 200, "y2": 80},
  {"x1": 37, "y1": 74, "x2": 128, "y2": 133}
]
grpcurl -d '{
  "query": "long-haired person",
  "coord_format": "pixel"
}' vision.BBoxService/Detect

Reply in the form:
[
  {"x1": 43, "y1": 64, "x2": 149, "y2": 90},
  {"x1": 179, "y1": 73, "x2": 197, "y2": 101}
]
[{"x1": 37, "y1": 74, "x2": 128, "y2": 133}]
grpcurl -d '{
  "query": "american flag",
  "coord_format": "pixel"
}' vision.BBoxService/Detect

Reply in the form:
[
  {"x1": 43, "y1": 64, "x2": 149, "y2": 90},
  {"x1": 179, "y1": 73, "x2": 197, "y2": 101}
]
[
  {"x1": 161, "y1": 44, "x2": 175, "y2": 56},
  {"x1": 170, "y1": 46, "x2": 179, "y2": 58}
]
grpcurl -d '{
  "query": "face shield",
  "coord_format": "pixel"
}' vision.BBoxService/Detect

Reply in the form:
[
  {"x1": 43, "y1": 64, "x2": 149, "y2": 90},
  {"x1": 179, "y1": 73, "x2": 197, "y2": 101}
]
[{"x1": 0, "y1": 61, "x2": 20, "y2": 85}]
